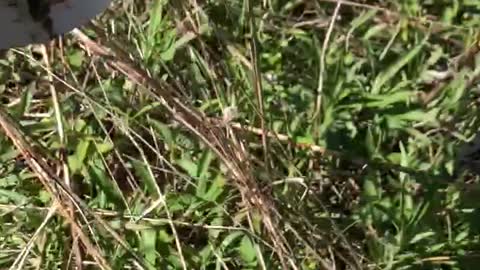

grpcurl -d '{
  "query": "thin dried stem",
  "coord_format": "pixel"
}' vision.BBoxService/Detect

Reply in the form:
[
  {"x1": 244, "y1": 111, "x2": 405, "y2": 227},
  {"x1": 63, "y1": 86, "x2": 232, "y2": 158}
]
[
  {"x1": 40, "y1": 43, "x2": 84, "y2": 270},
  {"x1": 72, "y1": 28, "x2": 298, "y2": 268}
]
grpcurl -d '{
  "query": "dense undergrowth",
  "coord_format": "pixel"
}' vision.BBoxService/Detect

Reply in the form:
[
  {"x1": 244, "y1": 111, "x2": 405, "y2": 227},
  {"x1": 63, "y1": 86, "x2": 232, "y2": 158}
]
[{"x1": 2, "y1": 0, "x2": 480, "y2": 269}]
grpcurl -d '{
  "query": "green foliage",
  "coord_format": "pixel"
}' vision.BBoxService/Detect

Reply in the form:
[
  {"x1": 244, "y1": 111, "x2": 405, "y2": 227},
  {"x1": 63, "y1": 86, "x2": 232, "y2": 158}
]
[{"x1": 2, "y1": 0, "x2": 480, "y2": 269}]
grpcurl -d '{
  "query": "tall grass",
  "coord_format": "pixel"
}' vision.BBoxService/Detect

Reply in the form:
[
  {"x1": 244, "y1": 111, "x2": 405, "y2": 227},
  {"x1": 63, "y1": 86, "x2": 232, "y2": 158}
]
[{"x1": 1, "y1": 1, "x2": 480, "y2": 269}]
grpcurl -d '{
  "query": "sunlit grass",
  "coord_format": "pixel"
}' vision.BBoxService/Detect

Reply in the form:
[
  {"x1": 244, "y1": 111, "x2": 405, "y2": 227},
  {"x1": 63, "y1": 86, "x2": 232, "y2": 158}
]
[{"x1": 1, "y1": 0, "x2": 480, "y2": 269}]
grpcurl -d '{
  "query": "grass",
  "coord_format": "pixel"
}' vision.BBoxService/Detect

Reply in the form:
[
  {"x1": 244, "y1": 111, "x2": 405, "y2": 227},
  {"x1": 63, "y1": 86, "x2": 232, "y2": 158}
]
[{"x1": 2, "y1": 0, "x2": 480, "y2": 269}]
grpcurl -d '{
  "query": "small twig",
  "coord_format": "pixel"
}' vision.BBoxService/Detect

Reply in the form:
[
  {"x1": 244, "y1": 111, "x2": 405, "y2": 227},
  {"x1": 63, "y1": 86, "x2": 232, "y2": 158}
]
[
  {"x1": 421, "y1": 40, "x2": 480, "y2": 105},
  {"x1": 225, "y1": 121, "x2": 451, "y2": 182},
  {"x1": 319, "y1": 0, "x2": 470, "y2": 31},
  {"x1": 312, "y1": 0, "x2": 342, "y2": 136},
  {"x1": 247, "y1": 0, "x2": 270, "y2": 174},
  {"x1": 40, "y1": 43, "x2": 84, "y2": 270},
  {"x1": 9, "y1": 204, "x2": 59, "y2": 270}
]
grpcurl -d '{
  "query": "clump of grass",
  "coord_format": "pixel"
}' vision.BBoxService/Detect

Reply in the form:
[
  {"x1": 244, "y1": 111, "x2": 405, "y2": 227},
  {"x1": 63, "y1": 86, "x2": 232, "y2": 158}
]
[{"x1": 2, "y1": 0, "x2": 480, "y2": 269}]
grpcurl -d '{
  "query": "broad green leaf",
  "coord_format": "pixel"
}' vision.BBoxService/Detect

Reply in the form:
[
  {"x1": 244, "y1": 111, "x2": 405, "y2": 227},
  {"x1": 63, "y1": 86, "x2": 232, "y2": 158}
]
[
  {"x1": 141, "y1": 229, "x2": 157, "y2": 269},
  {"x1": 238, "y1": 235, "x2": 256, "y2": 264},
  {"x1": 67, "y1": 50, "x2": 85, "y2": 68},
  {"x1": 371, "y1": 35, "x2": 428, "y2": 94},
  {"x1": 87, "y1": 164, "x2": 125, "y2": 208},
  {"x1": 131, "y1": 160, "x2": 159, "y2": 197}
]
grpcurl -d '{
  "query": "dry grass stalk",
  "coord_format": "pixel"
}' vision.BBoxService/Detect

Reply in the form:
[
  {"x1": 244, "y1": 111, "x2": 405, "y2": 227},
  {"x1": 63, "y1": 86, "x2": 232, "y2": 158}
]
[
  {"x1": 72, "y1": 28, "x2": 297, "y2": 269},
  {"x1": 0, "y1": 108, "x2": 112, "y2": 270}
]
